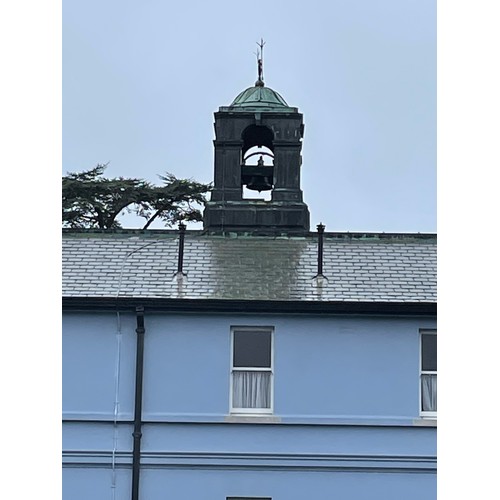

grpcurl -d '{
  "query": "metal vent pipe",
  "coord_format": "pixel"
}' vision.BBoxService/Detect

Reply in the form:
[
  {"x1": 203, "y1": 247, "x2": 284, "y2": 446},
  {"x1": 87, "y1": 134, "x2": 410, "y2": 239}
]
[
  {"x1": 316, "y1": 223, "x2": 325, "y2": 277},
  {"x1": 177, "y1": 222, "x2": 186, "y2": 274}
]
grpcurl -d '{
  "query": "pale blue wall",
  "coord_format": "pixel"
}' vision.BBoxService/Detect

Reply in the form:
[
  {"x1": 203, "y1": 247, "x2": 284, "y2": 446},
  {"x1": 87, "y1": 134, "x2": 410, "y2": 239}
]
[
  {"x1": 138, "y1": 469, "x2": 436, "y2": 500},
  {"x1": 63, "y1": 463, "x2": 436, "y2": 500},
  {"x1": 63, "y1": 312, "x2": 436, "y2": 421},
  {"x1": 62, "y1": 311, "x2": 436, "y2": 499},
  {"x1": 63, "y1": 468, "x2": 131, "y2": 500},
  {"x1": 62, "y1": 313, "x2": 137, "y2": 419}
]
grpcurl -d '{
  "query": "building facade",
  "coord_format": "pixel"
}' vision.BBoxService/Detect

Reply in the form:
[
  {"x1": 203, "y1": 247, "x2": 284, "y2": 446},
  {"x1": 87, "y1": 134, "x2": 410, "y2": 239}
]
[{"x1": 62, "y1": 76, "x2": 437, "y2": 499}]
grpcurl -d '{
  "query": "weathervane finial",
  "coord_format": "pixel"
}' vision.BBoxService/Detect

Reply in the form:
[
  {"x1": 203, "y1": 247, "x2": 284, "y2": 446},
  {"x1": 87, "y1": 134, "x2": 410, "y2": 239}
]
[{"x1": 255, "y1": 38, "x2": 266, "y2": 87}]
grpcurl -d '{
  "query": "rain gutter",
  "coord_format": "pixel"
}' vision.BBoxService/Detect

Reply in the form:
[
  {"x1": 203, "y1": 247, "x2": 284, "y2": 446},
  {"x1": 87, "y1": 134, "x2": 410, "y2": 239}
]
[{"x1": 62, "y1": 297, "x2": 436, "y2": 316}]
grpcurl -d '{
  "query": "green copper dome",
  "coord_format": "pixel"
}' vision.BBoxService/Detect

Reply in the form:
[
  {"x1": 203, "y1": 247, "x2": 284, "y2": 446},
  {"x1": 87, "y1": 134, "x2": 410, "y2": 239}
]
[{"x1": 229, "y1": 84, "x2": 292, "y2": 110}]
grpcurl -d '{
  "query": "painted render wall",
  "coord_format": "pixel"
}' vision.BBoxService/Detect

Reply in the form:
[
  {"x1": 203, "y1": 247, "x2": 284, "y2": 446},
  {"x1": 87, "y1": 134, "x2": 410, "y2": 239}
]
[
  {"x1": 64, "y1": 466, "x2": 436, "y2": 500},
  {"x1": 62, "y1": 311, "x2": 437, "y2": 499}
]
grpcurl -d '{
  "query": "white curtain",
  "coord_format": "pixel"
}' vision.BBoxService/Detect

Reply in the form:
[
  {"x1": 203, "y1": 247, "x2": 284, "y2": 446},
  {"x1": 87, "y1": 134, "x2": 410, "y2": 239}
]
[
  {"x1": 233, "y1": 371, "x2": 271, "y2": 409},
  {"x1": 421, "y1": 374, "x2": 437, "y2": 412}
]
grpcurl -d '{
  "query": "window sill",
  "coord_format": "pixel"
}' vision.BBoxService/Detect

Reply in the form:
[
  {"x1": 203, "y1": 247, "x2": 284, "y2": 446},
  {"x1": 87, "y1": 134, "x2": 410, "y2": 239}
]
[
  {"x1": 225, "y1": 415, "x2": 282, "y2": 424},
  {"x1": 413, "y1": 417, "x2": 437, "y2": 427}
]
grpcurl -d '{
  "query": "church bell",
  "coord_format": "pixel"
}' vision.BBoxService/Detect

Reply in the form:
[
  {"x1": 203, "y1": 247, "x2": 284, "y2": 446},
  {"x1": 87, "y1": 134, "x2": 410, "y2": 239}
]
[
  {"x1": 245, "y1": 154, "x2": 273, "y2": 192},
  {"x1": 247, "y1": 175, "x2": 273, "y2": 192}
]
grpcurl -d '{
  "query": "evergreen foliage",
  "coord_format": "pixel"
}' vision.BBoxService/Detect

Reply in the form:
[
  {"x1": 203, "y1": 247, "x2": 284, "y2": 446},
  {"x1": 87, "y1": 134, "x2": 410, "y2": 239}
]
[{"x1": 62, "y1": 164, "x2": 211, "y2": 229}]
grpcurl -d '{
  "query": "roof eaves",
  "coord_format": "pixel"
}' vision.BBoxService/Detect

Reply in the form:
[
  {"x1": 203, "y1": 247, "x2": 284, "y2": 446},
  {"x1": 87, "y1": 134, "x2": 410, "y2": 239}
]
[{"x1": 62, "y1": 296, "x2": 437, "y2": 316}]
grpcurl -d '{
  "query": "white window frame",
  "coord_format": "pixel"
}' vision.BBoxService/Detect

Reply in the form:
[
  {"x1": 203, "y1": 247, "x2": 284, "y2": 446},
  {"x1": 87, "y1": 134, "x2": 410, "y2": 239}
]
[
  {"x1": 419, "y1": 329, "x2": 437, "y2": 418},
  {"x1": 230, "y1": 326, "x2": 274, "y2": 415}
]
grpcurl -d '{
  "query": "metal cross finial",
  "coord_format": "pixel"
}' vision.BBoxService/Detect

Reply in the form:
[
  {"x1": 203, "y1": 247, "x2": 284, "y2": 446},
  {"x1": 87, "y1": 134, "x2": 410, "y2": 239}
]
[{"x1": 255, "y1": 38, "x2": 266, "y2": 86}]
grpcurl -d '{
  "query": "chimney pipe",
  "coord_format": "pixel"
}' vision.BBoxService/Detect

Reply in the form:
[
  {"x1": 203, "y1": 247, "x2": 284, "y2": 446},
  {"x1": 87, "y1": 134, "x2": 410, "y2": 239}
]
[
  {"x1": 176, "y1": 222, "x2": 186, "y2": 275},
  {"x1": 316, "y1": 223, "x2": 325, "y2": 277}
]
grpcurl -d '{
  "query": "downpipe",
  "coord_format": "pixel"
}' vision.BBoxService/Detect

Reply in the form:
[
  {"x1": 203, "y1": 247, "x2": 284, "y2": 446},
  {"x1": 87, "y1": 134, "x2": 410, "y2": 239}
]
[{"x1": 131, "y1": 306, "x2": 145, "y2": 500}]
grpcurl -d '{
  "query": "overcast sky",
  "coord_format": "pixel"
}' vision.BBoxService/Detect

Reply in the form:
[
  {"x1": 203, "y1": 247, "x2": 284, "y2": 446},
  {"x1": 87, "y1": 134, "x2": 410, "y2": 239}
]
[{"x1": 63, "y1": 0, "x2": 436, "y2": 233}]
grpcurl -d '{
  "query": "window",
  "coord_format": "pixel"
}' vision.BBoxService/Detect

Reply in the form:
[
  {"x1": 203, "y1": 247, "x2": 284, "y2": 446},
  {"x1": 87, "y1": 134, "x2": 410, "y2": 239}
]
[
  {"x1": 420, "y1": 330, "x2": 437, "y2": 417},
  {"x1": 227, "y1": 497, "x2": 271, "y2": 500},
  {"x1": 230, "y1": 327, "x2": 273, "y2": 414}
]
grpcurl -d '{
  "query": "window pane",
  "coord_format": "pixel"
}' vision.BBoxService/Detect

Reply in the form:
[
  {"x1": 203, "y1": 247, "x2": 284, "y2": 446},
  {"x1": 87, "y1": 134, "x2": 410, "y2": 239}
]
[
  {"x1": 421, "y1": 334, "x2": 437, "y2": 371},
  {"x1": 233, "y1": 330, "x2": 271, "y2": 368},
  {"x1": 421, "y1": 374, "x2": 437, "y2": 411},
  {"x1": 232, "y1": 371, "x2": 271, "y2": 409}
]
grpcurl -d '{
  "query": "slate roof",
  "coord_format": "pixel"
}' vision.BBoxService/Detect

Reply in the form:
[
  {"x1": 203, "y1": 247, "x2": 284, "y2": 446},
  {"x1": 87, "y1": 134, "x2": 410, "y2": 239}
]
[{"x1": 62, "y1": 230, "x2": 436, "y2": 303}]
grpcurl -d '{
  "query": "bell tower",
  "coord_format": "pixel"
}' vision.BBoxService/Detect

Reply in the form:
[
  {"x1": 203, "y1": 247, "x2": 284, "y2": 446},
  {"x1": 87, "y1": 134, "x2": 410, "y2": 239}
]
[{"x1": 203, "y1": 43, "x2": 310, "y2": 234}]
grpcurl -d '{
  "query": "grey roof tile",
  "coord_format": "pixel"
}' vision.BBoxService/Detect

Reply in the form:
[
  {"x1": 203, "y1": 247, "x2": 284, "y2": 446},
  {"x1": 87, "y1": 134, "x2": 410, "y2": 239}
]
[{"x1": 62, "y1": 230, "x2": 436, "y2": 303}]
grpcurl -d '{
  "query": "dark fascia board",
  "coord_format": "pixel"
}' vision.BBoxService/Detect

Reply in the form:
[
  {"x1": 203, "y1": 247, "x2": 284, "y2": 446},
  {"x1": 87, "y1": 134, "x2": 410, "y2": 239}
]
[{"x1": 62, "y1": 297, "x2": 436, "y2": 316}]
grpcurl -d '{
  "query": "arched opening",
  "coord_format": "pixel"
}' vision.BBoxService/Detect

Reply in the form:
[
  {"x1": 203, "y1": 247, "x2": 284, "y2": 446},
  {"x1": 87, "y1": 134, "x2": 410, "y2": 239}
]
[
  {"x1": 241, "y1": 125, "x2": 274, "y2": 200},
  {"x1": 241, "y1": 125, "x2": 274, "y2": 155}
]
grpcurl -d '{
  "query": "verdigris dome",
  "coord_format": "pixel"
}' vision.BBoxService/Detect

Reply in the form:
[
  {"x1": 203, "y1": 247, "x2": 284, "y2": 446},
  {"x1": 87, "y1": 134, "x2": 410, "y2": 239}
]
[{"x1": 230, "y1": 84, "x2": 291, "y2": 110}]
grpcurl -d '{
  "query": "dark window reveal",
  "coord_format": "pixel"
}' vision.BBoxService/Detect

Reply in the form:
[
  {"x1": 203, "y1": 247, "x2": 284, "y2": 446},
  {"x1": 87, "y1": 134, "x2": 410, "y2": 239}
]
[
  {"x1": 233, "y1": 330, "x2": 271, "y2": 368},
  {"x1": 421, "y1": 333, "x2": 437, "y2": 371}
]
